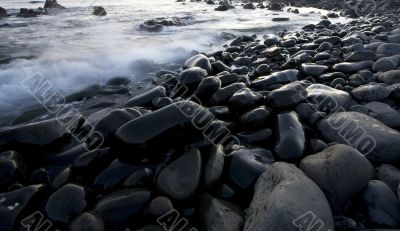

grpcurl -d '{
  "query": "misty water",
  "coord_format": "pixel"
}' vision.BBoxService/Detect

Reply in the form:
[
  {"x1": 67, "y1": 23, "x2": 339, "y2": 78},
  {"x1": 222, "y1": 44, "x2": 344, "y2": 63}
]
[{"x1": 0, "y1": 0, "x2": 344, "y2": 122}]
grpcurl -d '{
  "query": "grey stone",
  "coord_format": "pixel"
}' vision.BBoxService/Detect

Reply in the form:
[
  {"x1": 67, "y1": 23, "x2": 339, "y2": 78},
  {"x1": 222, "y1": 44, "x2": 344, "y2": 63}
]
[{"x1": 275, "y1": 111, "x2": 305, "y2": 160}]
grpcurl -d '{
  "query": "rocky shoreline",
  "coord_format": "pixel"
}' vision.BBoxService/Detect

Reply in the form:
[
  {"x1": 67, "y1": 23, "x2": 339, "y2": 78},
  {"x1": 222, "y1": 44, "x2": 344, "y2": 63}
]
[{"x1": 1, "y1": 0, "x2": 400, "y2": 231}]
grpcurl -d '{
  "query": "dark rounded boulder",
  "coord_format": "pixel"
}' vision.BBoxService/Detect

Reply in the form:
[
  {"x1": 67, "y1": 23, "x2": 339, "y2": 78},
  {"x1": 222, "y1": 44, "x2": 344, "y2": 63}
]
[
  {"x1": 93, "y1": 6, "x2": 107, "y2": 16},
  {"x1": 0, "y1": 7, "x2": 7, "y2": 17}
]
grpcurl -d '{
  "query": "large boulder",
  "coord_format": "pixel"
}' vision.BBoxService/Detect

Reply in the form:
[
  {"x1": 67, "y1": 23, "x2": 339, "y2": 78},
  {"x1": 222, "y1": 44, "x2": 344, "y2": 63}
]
[
  {"x1": 318, "y1": 112, "x2": 400, "y2": 163},
  {"x1": 93, "y1": 6, "x2": 107, "y2": 16},
  {"x1": 244, "y1": 162, "x2": 334, "y2": 231},
  {"x1": 300, "y1": 144, "x2": 374, "y2": 212}
]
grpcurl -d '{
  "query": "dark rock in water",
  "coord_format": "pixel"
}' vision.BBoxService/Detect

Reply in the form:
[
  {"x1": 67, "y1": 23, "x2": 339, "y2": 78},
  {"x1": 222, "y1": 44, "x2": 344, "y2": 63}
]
[
  {"x1": 268, "y1": 3, "x2": 283, "y2": 11},
  {"x1": 228, "y1": 148, "x2": 273, "y2": 190},
  {"x1": 94, "y1": 159, "x2": 140, "y2": 191},
  {"x1": 140, "y1": 23, "x2": 164, "y2": 32},
  {"x1": 215, "y1": 1, "x2": 234, "y2": 11},
  {"x1": 333, "y1": 61, "x2": 374, "y2": 73},
  {"x1": 116, "y1": 101, "x2": 214, "y2": 151},
  {"x1": 124, "y1": 86, "x2": 166, "y2": 107},
  {"x1": 269, "y1": 82, "x2": 307, "y2": 108},
  {"x1": 17, "y1": 7, "x2": 45, "y2": 17},
  {"x1": 204, "y1": 145, "x2": 224, "y2": 187},
  {"x1": 306, "y1": 84, "x2": 351, "y2": 111},
  {"x1": 351, "y1": 84, "x2": 390, "y2": 102},
  {"x1": 93, "y1": 6, "x2": 107, "y2": 16},
  {"x1": 300, "y1": 144, "x2": 374, "y2": 212},
  {"x1": 275, "y1": 111, "x2": 305, "y2": 160},
  {"x1": 239, "y1": 107, "x2": 271, "y2": 129},
  {"x1": 377, "y1": 164, "x2": 400, "y2": 194},
  {"x1": 252, "y1": 69, "x2": 299, "y2": 90},
  {"x1": 44, "y1": 0, "x2": 66, "y2": 9},
  {"x1": 0, "y1": 151, "x2": 22, "y2": 190},
  {"x1": 244, "y1": 162, "x2": 334, "y2": 231},
  {"x1": 362, "y1": 180, "x2": 400, "y2": 228},
  {"x1": 326, "y1": 12, "x2": 339, "y2": 18},
  {"x1": 372, "y1": 56, "x2": 398, "y2": 72},
  {"x1": 45, "y1": 184, "x2": 87, "y2": 223},
  {"x1": 363, "y1": 102, "x2": 400, "y2": 128},
  {"x1": 302, "y1": 24, "x2": 316, "y2": 30},
  {"x1": 66, "y1": 84, "x2": 103, "y2": 103},
  {"x1": 243, "y1": 2, "x2": 255, "y2": 9},
  {"x1": 70, "y1": 212, "x2": 105, "y2": 231},
  {"x1": 300, "y1": 63, "x2": 329, "y2": 76},
  {"x1": 318, "y1": 112, "x2": 400, "y2": 163},
  {"x1": 145, "y1": 196, "x2": 173, "y2": 218},
  {"x1": 195, "y1": 76, "x2": 221, "y2": 100},
  {"x1": 94, "y1": 189, "x2": 151, "y2": 230},
  {"x1": 197, "y1": 194, "x2": 244, "y2": 231},
  {"x1": 379, "y1": 70, "x2": 400, "y2": 85},
  {"x1": 211, "y1": 82, "x2": 246, "y2": 105},
  {"x1": 156, "y1": 149, "x2": 201, "y2": 200},
  {"x1": 184, "y1": 54, "x2": 212, "y2": 74},
  {"x1": 376, "y1": 43, "x2": 400, "y2": 56},
  {"x1": 0, "y1": 115, "x2": 82, "y2": 148},
  {"x1": 0, "y1": 185, "x2": 44, "y2": 231},
  {"x1": 272, "y1": 17, "x2": 289, "y2": 22},
  {"x1": 106, "y1": 76, "x2": 131, "y2": 86},
  {"x1": 229, "y1": 88, "x2": 263, "y2": 112},
  {"x1": 344, "y1": 50, "x2": 378, "y2": 62},
  {"x1": 179, "y1": 67, "x2": 208, "y2": 90},
  {"x1": 0, "y1": 7, "x2": 7, "y2": 17}
]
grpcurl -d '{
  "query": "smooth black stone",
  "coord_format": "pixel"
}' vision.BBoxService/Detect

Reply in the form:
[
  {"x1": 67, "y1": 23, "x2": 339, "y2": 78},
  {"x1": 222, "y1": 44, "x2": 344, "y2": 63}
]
[
  {"x1": 70, "y1": 212, "x2": 105, "y2": 231},
  {"x1": 252, "y1": 70, "x2": 299, "y2": 90},
  {"x1": 204, "y1": 145, "x2": 225, "y2": 187},
  {"x1": 300, "y1": 63, "x2": 329, "y2": 76},
  {"x1": 116, "y1": 101, "x2": 214, "y2": 150},
  {"x1": 51, "y1": 167, "x2": 71, "y2": 189},
  {"x1": 376, "y1": 164, "x2": 400, "y2": 194},
  {"x1": 0, "y1": 115, "x2": 82, "y2": 148},
  {"x1": 275, "y1": 111, "x2": 305, "y2": 160},
  {"x1": 66, "y1": 84, "x2": 102, "y2": 103},
  {"x1": 345, "y1": 50, "x2": 378, "y2": 62},
  {"x1": 152, "y1": 97, "x2": 173, "y2": 109},
  {"x1": 156, "y1": 149, "x2": 201, "y2": 200},
  {"x1": 236, "y1": 129, "x2": 272, "y2": 145},
  {"x1": 45, "y1": 183, "x2": 87, "y2": 223},
  {"x1": 238, "y1": 107, "x2": 271, "y2": 129},
  {"x1": 318, "y1": 112, "x2": 400, "y2": 163},
  {"x1": 94, "y1": 109, "x2": 138, "y2": 138},
  {"x1": 124, "y1": 168, "x2": 153, "y2": 187},
  {"x1": 195, "y1": 77, "x2": 221, "y2": 100},
  {"x1": 183, "y1": 54, "x2": 212, "y2": 74},
  {"x1": 300, "y1": 144, "x2": 374, "y2": 212},
  {"x1": 0, "y1": 151, "x2": 22, "y2": 190},
  {"x1": 244, "y1": 163, "x2": 334, "y2": 231},
  {"x1": 124, "y1": 86, "x2": 166, "y2": 107},
  {"x1": 94, "y1": 159, "x2": 140, "y2": 191},
  {"x1": 197, "y1": 194, "x2": 244, "y2": 231},
  {"x1": 94, "y1": 189, "x2": 151, "y2": 230},
  {"x1": 362, "y1": 180, "x2": 400, "y2": 228},
  {"x1": 106, "y1": 77, "x2": 131, "y2": 86},
  {"x1": 217, "y1": 72, "x2": 240, "y2": 86},
  {"x1": 332, "y1": 61, "x2": 374, "y2": 73},
  {"x1": 269, "y1": 82, "x2": 307, "y2": 108},
  {"x1": 379, "y1": 70, "x2": 400, "y2": 85},
  {"x1": 211, "y1": 82, "x2": 246, "y2": 105},
  {"x1": 212, "y1": 60, "x2": 231, "y2": 73},
  {"x1": 351, "y1": 84, "x2": 390, "y2": 102},
  {"x1": 0, "y1": 185, "x2": 43, "y2": 231},
  {"x1": 209, "y1": 106, "x2": 233, "y2": 120},
  {"x1": 228, "y1": 148, "x2": 273, "y2": 190},
  {"x1": 229, "y1": 88, "x2": 263, "y2": 111},
  {"x1": 319, "y1": 72, "x2": 346, "y2": 82},
  {"x1": 145, "y1": 196, "x2": 173, "y2": 218},
  {"x1": 306, "y1": 84, "x2": 351, "y2": 112},
  {"x1": 179, "y1": 67, "x2": 208, "y2": 89}
]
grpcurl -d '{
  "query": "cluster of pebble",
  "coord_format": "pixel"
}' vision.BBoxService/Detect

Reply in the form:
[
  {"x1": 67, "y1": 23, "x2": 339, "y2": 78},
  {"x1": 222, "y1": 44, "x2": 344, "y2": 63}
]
[{"x1": 1, "y1": 4, "x2": 400, "y2": 231}]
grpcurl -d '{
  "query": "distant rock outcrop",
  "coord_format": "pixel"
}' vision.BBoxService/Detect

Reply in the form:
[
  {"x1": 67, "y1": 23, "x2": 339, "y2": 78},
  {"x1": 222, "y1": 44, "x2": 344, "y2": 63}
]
[
  {"x1": 44, "y1": 0, "x2": 66, "y2": 9},
  {"x1": 93, "y1": 6, "x2": 107, "y2": 16},
  {"x1": 0, "y1": 7, "x2": 7, "y2": 17}
]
